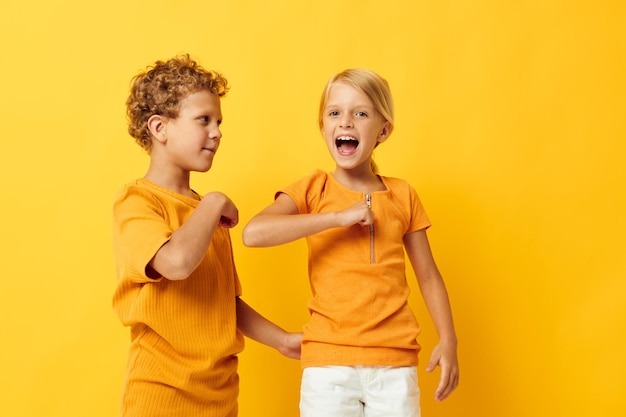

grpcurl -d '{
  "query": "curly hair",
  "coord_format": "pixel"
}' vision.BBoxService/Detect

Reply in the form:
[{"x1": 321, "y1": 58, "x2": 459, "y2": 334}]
[{"x1": 126, "y1": 54, "x2": 229, "y2": 153}]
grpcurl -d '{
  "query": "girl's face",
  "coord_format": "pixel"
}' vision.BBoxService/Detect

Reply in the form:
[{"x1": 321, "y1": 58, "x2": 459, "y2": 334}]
[
  {"x1": 321, "y1": 82, "x2": 390, "y2": 173},
  {"x1": 161, "y1": 89, "x2": 223, "y2": 173}
]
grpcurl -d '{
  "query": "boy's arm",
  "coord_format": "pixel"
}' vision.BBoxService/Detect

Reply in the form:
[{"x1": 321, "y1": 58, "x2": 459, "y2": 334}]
[
  {"x1": 404, "y1": 229, "x2": 459, "y2": 401},
  {"x1": 242, "y1": 193, "x2": 373, "y2": 247},
  {"x1": 236, "y1": 297, "x2": 302, "y2": 359},
  {"x1": 150, "y1": 192, "x2": 238, "y2": 280}
]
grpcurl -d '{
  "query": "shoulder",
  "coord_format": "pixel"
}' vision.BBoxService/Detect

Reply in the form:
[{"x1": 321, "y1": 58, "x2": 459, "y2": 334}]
[
  {"x1": 295, "y1": 169, "x2": 328, "y2": 185},
  {"x1": 380, "y1": 175, "x2": 416, "y2": 195},
  {"x1": 380, "y1": 175, "x2": 427, "y2": 210},
  {"x1": 281, "y1": 169, "x2": 328, "y2": 193},
  {"x1": 279, "y1": 169, "x2": 329, "y2": 212},
  {"x1": 114, "y1": 180, "x2": 154, "y2": 203},
  {"x1": 113, "y1": 180, "x2": 164, "y2": 216}
]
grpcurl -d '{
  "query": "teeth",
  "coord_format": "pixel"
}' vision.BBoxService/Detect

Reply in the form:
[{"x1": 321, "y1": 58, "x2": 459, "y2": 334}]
[{"x1": 337, "y1": 136, "x2": 357, "y2": 141}]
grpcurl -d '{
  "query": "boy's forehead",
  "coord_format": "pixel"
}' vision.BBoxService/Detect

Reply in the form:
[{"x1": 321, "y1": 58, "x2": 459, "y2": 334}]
[
  {"x1": 180, "y1": 89, "x2": 221, "y2": 108},
  {"x1": 183, "y1": 88, "x2": 219, "y2": 99}
]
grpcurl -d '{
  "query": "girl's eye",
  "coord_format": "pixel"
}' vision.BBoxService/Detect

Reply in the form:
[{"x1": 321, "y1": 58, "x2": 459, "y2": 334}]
[
  {"x1": 356, "y1": 111, "x2": 367, "y2": 117},
  {"x1": 328, "y1": 110, "x2": 339, "y2": 117},
  {"x1": 199, "y1": 116, "x2": 210, "y2": 124}
]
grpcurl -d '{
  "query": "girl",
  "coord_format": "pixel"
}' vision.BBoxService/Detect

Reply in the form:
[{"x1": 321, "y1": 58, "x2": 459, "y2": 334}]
[{"x1": 243, "y1": 69, "x2": 458, "y2": 417}]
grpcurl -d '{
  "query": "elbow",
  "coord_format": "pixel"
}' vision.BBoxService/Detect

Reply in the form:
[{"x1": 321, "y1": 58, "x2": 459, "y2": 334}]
[
  {"x1": 242, "y1": 224, "x2": 261, "y2": 247},
  {"x1": 165, "y1": 271, "x2": 191, "y2": 281},
  {"x1": 242, "y1": 222, "x2": 273, "y2": 247},
  {"x1": 158, "y1": 258, "x2": 196, "y2": 281},
  {"x1": 163, "y1": 267, "x2": 193, "y2": 281},
  {"x1": 150, "y1": 242, "x2": 198, "y2": 280}
]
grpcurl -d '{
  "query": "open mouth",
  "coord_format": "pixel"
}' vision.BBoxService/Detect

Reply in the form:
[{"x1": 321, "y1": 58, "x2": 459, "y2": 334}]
[{"x1": 336, "y1": 136, "x2": 359, "y2": 155}]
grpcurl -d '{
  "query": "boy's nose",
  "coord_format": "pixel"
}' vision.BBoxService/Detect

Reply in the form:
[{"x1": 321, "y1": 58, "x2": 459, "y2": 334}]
[{"x1": 210, "y1": 126, "x2": 222, "y2": 140}]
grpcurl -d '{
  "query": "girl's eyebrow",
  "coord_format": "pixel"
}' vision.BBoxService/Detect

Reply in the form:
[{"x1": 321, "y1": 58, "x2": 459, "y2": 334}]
[{"x1": 325, "y1": 102, "x2": 373, "y2": 109}]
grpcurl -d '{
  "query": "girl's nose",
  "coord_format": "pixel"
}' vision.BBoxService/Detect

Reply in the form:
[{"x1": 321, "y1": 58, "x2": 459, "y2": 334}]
[{"x1": 339, "y1": 115, "x2": 353, "y2": 128}]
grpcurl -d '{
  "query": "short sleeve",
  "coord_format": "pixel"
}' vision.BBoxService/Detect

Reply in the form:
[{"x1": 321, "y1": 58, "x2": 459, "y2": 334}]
[
  {"x1": 277, "y1": 169, "x2": 328, "y2": 214},
  {"x1": 112, "y1": 185, "x2": 171, "y2": 283},
  {"x1": 383, "y1": 176, "x2": 431, "y2": 234}
]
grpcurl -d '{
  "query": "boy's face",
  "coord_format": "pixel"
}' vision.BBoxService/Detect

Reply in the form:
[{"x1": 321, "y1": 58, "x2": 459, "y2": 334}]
[
  {"x1": 161, "y1": 90, "x2": 223, "y2": 173},
  {"x1": 321, "y1": 82, "x2": 389, "y2": 172}
]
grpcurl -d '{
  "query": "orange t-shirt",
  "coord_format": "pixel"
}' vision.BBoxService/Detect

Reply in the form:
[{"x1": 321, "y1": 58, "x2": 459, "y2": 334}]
[
  {"x1": 280, "y1": 170, "x2": 431, "y2": 368},
  {"x1": 112, "y1": 179, "x2": 244, "y2": 417}
]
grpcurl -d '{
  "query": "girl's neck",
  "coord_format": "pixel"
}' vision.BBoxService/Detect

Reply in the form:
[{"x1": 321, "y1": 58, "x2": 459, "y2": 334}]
[{"x1": 331, "y1": 166, "x2": 386, "y2": 193}]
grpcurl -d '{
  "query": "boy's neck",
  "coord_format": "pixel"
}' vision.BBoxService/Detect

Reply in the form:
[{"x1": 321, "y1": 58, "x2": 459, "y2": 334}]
[{"x1": 144, "y1": 164, "x2": 196, "y2": 198}]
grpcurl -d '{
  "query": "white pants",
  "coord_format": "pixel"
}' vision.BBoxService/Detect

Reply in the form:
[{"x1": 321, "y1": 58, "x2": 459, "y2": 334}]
[{"x1": 300, "y1": 366, "x2": 420, "y2": 417}]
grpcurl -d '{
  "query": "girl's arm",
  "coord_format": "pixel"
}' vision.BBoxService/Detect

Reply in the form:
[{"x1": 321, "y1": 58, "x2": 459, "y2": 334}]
[
  {"x1": 242, "y1": 193, "x2": 373, "y2": 247},
  {"x1": 236, "y1": 297, "x2": 302, "y2": 359},
  {"x1": 404, "y1": 229, "x2": 459, "y2": 401},
  {"x1": 150, "y1": 192, "x2": 239, "y2": 280}
]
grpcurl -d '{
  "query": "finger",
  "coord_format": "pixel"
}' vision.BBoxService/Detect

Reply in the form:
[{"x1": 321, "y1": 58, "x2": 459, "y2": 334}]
[
  {"x1": 434, "y1": 369, "x2": 450, "y2": 401},
  {"x1": 220, "y1": 216, "x2": 238, "y2": 228},
  {"x1": 435, "y1": 368, "x2": 459, "y2": 401},
  {"x1": 426, "y1": 355, "x2": 439, "y2": 372}
]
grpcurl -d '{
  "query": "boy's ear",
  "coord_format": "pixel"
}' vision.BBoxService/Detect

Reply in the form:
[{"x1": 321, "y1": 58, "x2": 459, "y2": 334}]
[{"x1": 147, "y1": 115, "x2": 167, "y2": 143}]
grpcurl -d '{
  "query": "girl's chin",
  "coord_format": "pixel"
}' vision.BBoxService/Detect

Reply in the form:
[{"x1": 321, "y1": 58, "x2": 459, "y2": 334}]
[{"x1": 332, "y1": 160, "x2": 371, "y2": 172}]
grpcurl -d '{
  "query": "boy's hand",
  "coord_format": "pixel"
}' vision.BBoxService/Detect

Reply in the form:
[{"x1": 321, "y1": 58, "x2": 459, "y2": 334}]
[
  {"x1": 205, "y1": 192, "x2": 239, "y2": 228},
  {"x1": 338, "y1": 202, "x2": 374, "y2": 227},
  {"x1": 279, "y1": 332, "x2": 303, "y2": 360},
  {"x1": 219, "y1": 214, "x2": 238, "y2": 228},
  {"x1": 219, "y1": 194, "x2": 239, "y2": 228}
]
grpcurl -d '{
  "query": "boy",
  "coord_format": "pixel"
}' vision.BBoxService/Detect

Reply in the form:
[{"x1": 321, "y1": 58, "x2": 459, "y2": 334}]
[{"x1": 112, "y1": 54, "x2": 301, "y2": 417}]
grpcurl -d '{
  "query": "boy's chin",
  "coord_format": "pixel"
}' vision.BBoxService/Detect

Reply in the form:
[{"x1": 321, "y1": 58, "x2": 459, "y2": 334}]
[
  {"x1": 192, "y1": 163, "x2": 214, "y2": 173},
  {"x1": 196, "y1": 158, "x2": 216, "y2": 172}
]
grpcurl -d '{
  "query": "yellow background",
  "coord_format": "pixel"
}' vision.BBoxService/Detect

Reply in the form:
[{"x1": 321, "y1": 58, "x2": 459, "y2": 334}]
[{"x1": 1, "y1": 1, "x2": 624, "y2": 416}]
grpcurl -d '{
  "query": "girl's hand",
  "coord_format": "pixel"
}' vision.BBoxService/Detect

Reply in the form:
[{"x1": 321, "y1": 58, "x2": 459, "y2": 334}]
[
  {"x1": 427, "y1": 341, "x2": 459, "y2": 401},
  {"x1": 338, "y1": 201, "x2": 374, "y2": 227}
]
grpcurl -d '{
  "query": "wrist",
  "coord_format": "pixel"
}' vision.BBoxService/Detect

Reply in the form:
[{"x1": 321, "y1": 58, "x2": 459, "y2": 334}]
[{"x1": 439, "y1": 337, "x2": 458, "y2": 347}]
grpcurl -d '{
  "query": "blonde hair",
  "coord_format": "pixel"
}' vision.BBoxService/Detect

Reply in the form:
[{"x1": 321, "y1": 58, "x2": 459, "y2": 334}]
[
  {"x1": 318, "y1": 69, "x2": 395, "y2": 173},
  {"x1": 126, "y1": 54, "x2": 229, "y2": 153}
]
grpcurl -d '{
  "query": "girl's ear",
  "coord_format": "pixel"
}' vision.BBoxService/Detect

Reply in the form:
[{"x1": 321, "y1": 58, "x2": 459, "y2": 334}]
[
  {"x1": 147, "y1": 115, "x2": 167, "y2": 143},
  {"x1": 377, "y1": 121, "x2": 391, "y2": 143}
]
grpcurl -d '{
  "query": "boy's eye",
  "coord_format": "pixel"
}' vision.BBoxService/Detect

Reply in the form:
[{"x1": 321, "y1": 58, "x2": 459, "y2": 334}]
[{"x1": 328, "y1": 110, "x2": 339, "y2": 117}]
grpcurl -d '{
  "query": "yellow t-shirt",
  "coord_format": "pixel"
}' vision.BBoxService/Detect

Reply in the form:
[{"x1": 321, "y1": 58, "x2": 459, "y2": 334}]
[
  {"x1": 280, "y1": 170, "x2": 431, "y2": 368},
  {"x1": 112, "y1": 179, "x2": 244, "y2": 417}
]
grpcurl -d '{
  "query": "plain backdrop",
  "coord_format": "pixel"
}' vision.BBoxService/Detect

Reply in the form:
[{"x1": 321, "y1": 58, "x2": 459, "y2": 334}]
[{"x1": 1, "y1": 1, "x2": 624, "y2": 416}]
